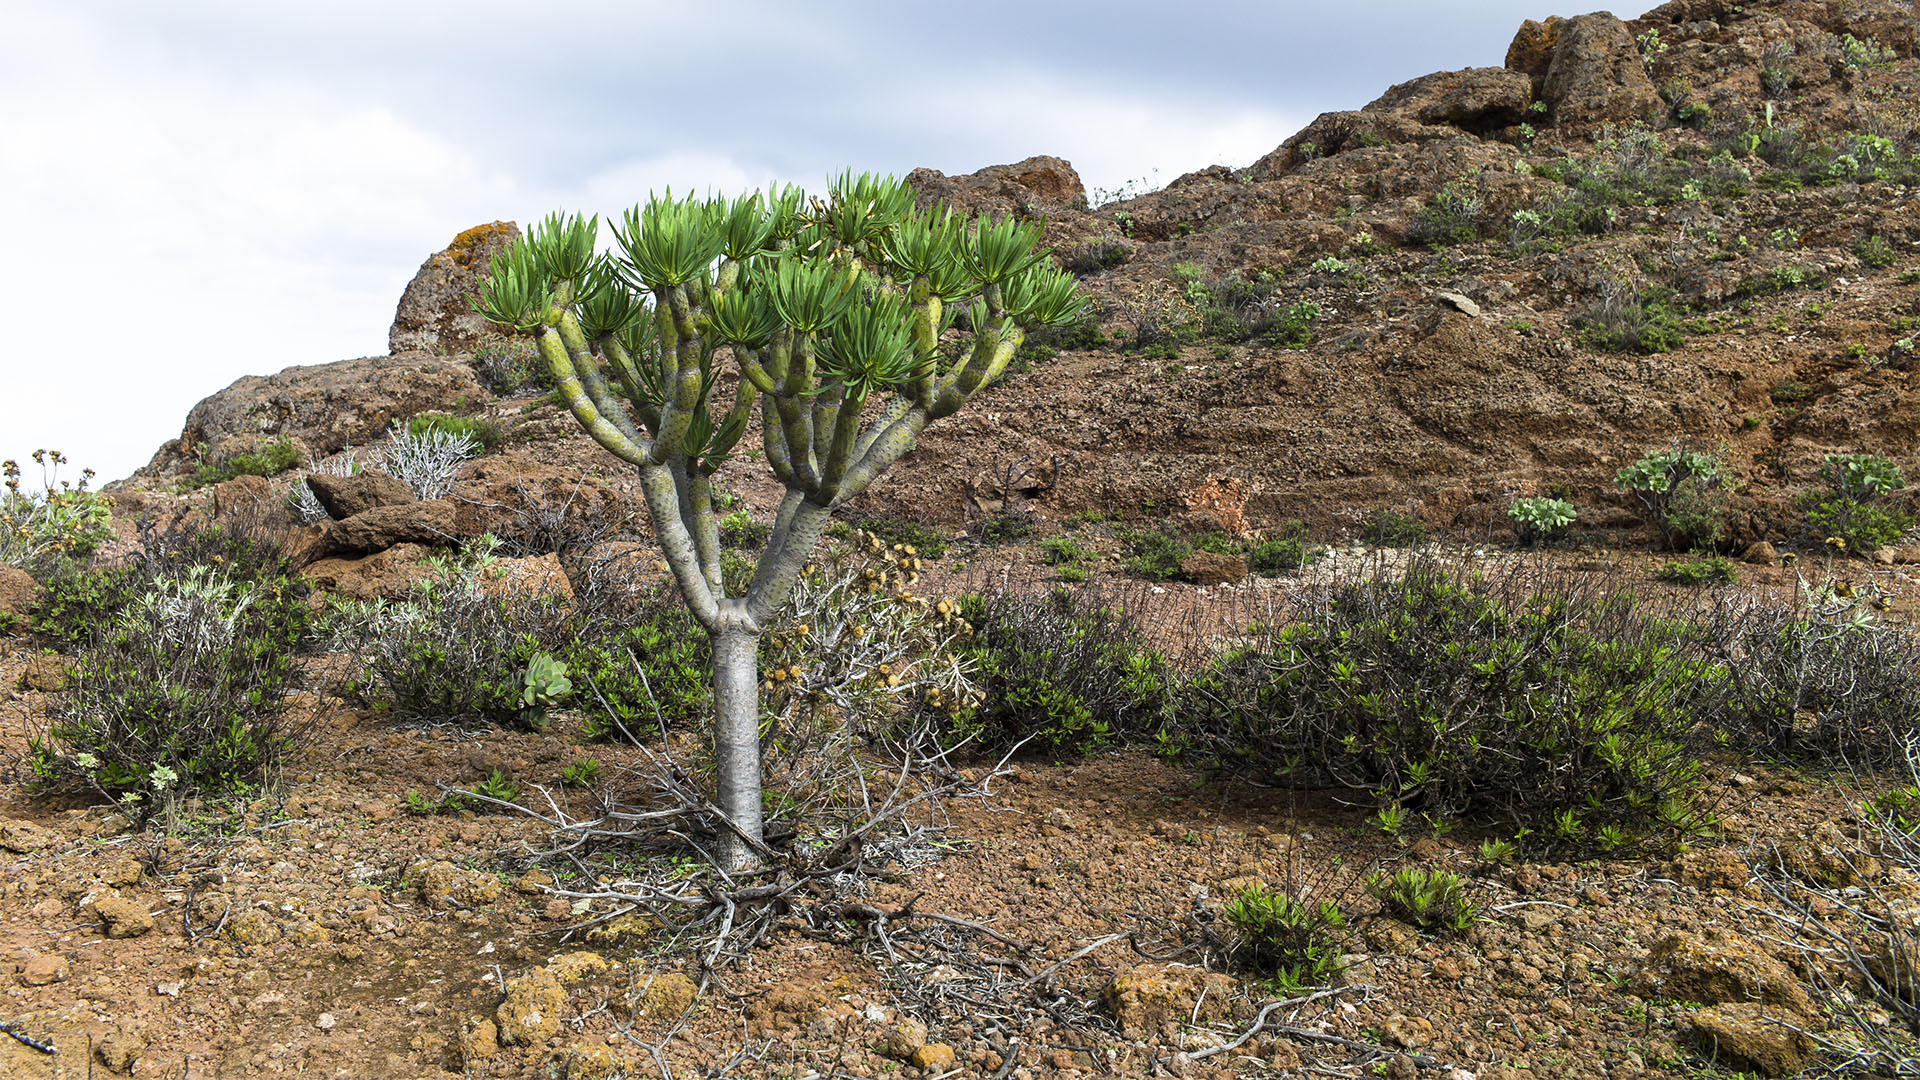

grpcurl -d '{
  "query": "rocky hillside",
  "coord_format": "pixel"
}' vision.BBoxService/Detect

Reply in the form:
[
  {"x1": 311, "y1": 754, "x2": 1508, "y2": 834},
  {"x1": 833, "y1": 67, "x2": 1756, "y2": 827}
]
[{"x1": 120, "y1": 0, "x2": 1920, "y2": 553}]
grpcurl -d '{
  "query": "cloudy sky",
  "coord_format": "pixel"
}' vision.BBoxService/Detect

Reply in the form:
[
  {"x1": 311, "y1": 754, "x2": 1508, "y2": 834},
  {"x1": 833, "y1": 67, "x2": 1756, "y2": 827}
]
[{"x1": 0, "y1": 1, "x2": 1657, "y2": 486}]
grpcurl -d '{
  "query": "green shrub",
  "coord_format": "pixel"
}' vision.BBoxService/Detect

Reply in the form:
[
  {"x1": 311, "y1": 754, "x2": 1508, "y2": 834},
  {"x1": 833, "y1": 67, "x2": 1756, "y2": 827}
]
[
  {"x1": 1360, "y1": 509, "x2": 1427, "y2": 548},
  {"x1": 1856, "y1": 234, "x2": 1897, "y2": 270},
  {"x1": 1248, "y1": 520, "x2": 1314, "y2": 575},
  {"x1": 1, "y1": 452, "x2": 112, "y2": 575},
  {"x1": 1410, "y1": 181, "x2": 1484, "y2": 247},
  {"x1": 470, "y1": 332, "x2": 553, "y2": 396},
  {"x1": 181, "y1": 437, "x2": 301, "y2": 490},
  {"x1": 1119, "y1": 527, "x2": 1192, "y2": 581},
  {"x1": 1042, "y1": 535, "x2": 1100, "y2": 581},
  {"x1": 407, "y1": 413, "x2": 504, "y2": 454},
  {"x1": 1615, "y1": 445, "x2": 1731, "y2": 551},
  {"x1": 1364, "y1": 869, "x2": 1476, "y2": 935},
  {"x1": 1223, "y1": 884, "x2": 1347, "y2": 992},
  {"x1": 1509, "y1": 497, "x2": 1577, "y2": 546},
  {"x1": 932, "y1": 587, "x2": 1170, "y2": 754},
  {"x1": 334, "y1": 541, "x2": 575, "y2": 730},
  {"x1": 719, "y1": 510, "x2": 772, "y2": 550},
  {"x1": 968, "y1": 511, "x2": 1037, "y2": 545},
  {"x1": 1801, "y1": 452, "x2": 1912, "y2": 555},
  {"x1": 1654, "y1": 554, "x2": 1739, "y2": 586},
  {"x1": 31, "y1": 564, "x2": 310, "y2": 807},
  {"x1": 565, "y1": 591, "x2": 710, "y2": 742},
  {"x1": 1575, "y1": 285, "x2": 1685, "y2": 354},
  {"x1": 34, "y1": 517, "x2": 303, "y2": 649},
  {"x1": 560, "y1": 757, "x2": 604, "y2": 788},
  {"x1": 1181, "y1": 558, "x2": 1721, "y2": 849}
]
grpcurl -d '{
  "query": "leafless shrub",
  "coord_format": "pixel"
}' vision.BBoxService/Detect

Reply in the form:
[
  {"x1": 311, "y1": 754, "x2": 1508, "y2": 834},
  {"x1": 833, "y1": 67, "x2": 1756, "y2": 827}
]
[
  {"x1": 377, "y1": 421, "x2": 476, "y2": 500},
  {"x1": 289, "y1": 449, "x2": 358, "y2": 524},
  {"x1": 1751, "y1": 733, "x2": 1920, "y2": 1075}
]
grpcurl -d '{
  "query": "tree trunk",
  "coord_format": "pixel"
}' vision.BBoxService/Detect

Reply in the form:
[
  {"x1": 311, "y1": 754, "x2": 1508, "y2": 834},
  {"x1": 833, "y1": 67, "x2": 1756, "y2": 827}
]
[{"x1": 710, "y1": 623, "x2": 765, "y2": 870}]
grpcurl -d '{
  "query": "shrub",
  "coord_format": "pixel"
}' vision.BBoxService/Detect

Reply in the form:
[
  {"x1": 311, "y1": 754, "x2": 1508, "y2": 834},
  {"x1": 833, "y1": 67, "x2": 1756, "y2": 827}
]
[
  {"x1": 407, "y1": 413, "x2": 504, "y2": 455},
  {"x1": 758, "y1": 534, "x2": 979, "y2": 754},
  {"x1": 181, "y1": 437, "x2": 301, "y2": 491},
  {"x1": 1224, "y1": 884, "x2": 1348, "y2": 992},
  {"x1": 1704, "y1": 579, "x2": 1920, "y2": 768},
  {"x1": 1061, "y1": 238, "x2": 1133, "y2": 275},
  {"x1": 932, "y1": 586, "x2": 1170, "y2": 754},
  {"x1": 1654, "y1": 554, "x2": 1739, "y2": 586},
  {"x1": 1364, "y1": 869, "x2": 1476, "y2": 935},
  {"x1": 1360, "y1": 508, "x2": 1427, "y2": 548},
  {"x1": 1248, "y1": 520, "x2": 1314, "y2": 575},
  {"x1": 566, "y1": 596, "x2": 710, "y2": 741},
  {"x1": 31, "y1": 564, "x2": 309, "y2": 807},
  {"x1": 1856, "y1": 234, "x2": 1897, "y2": 270},
  {"x1": 560, "y1": 757, "x2": 604, "y2": 788},
  {"x1": 1615, "y1": 445, "x2": 1730, "y2": 551},
  {"x1": 290, "y1": 450, "x2": 359, "y2": 524},
  {"x1": 34, "y1": 516, "x2": 303, "y2": 649},
  {"x1": 1182, "y1": 558, "x2": 1722, "y2": 848},
  {"x1": 1119, "y1": 526, "x2": 1192, "y2": 581},
  {"x1": 0, "y1": 452, "x2": 111, "y2": 575},
  {"x1": 1040, "y1": 536, "x2": 1098, "y2": 578},
  {"x1": 1410, "y1": 181, "x2": 1484, "y2": 247},
  {"x1": 469, "y1": 332, "x2": 552, "y2": 396},
  {"x1": 719, "y1": 510, "x2": 772, "y2": 550},
  {"x1": 1575, "y1": 283, "x2": 1685, "y2": 354},
  {"x1": 1801, "y1": 452, "x2": 1912, "y2": 555},
  {"x1": 1509, "y1": 497, "x2": 1577, "y2": 546},
  {"x1": 379, "y1": 420, "x2": 477, "y2": 500},
  {"x1": 335, "y1": 540, "x2": 575, "y2": 730}
]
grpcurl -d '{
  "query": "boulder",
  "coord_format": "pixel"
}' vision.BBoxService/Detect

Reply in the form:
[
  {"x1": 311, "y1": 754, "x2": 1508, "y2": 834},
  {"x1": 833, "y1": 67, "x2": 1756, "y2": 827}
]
[
  {"x1": 302, "y1": 543, "x2": 439, "y2": 601},
  {"x1": 0, "y1": 565, "x2": 43, "y2": 628},
  {"x1": 1505, "y1": 18, "x2": 1562, "y2": 93},
  {"x1": 1686, "y1": 1003, "x2": 1814, "y2": 1076},
  {"x1": 1632, "y1": 928, "x2": 1814, "y2": 1017},
  {"x1": 389, "y1": 222, "x2": 521, "y2": 355},
  {"x1": 1534, "y1": 13, "x2": 1664, "y2": 125},
  {"x1": 1363, "y1": 67, "x2": 1535, "y2": 134},
  {"x1": 305, "y1": 471, "x2": 415, "y2": 520},
  {"x1": 1181, "y1": 550, "x2": 1248, "y2": 586},
  {"x1": 328, "y1": 500, "x2": 459, "y2": 556},
  {"x1": 125, "y1": 353, "x2": 486, "y2": 484},
  {"x1": 906, "y1": 155, "x2": 1087, "y2": 215},
  {"x1": 1103, "y1": 963, "x2": 1237, "y2": 1038},
  {"x1": 447, "y1": 455, "x2": 644, "y2": 549}
]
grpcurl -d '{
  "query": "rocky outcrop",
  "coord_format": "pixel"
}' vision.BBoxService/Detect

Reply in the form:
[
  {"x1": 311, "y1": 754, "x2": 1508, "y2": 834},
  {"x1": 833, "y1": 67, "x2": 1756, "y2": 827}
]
[
  {"x1": 907, "y1": 155, "x2": 1087, "y2": 214},
  {"x1": 1512, "y1": 13, "x2": 1664, "y2": 125},
  {"x1": 306, "y1": 471, "x2": 415, "y2": 521},
  {"x1": 126, "y1": 353, "x2": 486, "y2": 484},
  {"x1": 1365, "y1": 67, "x2": 1536, "y2": 134},
  {"x1": 389, "y1": 222, "x2": 521, "y2": 355}
]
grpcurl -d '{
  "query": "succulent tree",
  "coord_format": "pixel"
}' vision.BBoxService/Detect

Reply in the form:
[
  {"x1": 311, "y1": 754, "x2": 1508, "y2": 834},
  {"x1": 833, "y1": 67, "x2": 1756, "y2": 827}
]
[{"x1": 473, "y1": 173, "x2": 1086, "y2": 868}]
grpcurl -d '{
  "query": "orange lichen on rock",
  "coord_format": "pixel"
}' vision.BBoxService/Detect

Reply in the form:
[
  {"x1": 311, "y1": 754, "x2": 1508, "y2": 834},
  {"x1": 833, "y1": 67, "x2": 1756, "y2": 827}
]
[
  {"x1": 444, "y1": 222, "x2": 518, "y2": 268},
  {"x1": 1185, "y1": 475, "x2": 1249, "y2": 538}
]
